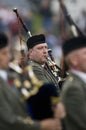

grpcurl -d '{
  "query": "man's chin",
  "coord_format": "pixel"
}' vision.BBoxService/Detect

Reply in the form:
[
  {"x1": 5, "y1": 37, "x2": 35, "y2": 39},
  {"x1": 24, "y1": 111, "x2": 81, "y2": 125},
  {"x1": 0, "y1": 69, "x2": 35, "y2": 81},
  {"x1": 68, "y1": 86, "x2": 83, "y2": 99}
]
[
  {"x1": 39, "y1": 60, "x2": 46, "y2": 64},
  {"x1": 42, "y1": 59, "x2": 47, "y2": 63}
]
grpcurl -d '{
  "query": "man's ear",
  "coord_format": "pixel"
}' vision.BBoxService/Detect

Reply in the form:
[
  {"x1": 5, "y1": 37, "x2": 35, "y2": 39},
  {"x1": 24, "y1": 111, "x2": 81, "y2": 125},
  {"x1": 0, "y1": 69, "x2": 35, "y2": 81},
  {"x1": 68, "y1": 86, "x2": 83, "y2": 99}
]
[
  {"x1": 28, "y1": 48, "x2": 33, "y2": 58},
  {"x1": 28, "y1": 48, "x2": 33, "y2": 54},
  {"x1": 70, "y1": 53, "x2": 78, "y2": 67}
]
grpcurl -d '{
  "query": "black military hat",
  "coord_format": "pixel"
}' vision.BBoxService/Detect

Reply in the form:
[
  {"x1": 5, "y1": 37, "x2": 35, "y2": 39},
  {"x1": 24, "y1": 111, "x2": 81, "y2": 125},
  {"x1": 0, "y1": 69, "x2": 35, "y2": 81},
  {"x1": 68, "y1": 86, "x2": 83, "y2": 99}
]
[
  {"x1": 62, "y1": 36, "x2": 86, "y2": 56},
  {"x1": 27, "y1": 34, "x2": 46, "y2": 50},
  {"x1": 0, "y1": 33, "x2": 8, "y2": 49}
]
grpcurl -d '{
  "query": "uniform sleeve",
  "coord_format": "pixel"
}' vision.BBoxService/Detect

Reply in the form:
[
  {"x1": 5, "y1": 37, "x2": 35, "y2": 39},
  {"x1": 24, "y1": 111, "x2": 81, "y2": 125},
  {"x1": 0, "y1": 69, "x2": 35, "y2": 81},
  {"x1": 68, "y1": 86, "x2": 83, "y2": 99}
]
[
  {"x1": 0, "y1": 88, "x2": 40, "y2": 130},
  {"x1": 61, "y1": 84, "x2": 86, "y2": 129}
]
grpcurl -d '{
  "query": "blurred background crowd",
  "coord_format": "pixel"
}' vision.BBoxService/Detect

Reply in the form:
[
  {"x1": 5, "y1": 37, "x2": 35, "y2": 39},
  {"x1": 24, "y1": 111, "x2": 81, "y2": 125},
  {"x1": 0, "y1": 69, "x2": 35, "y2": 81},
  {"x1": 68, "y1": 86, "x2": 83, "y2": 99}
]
[{"x1": 0, "y1": 0, "x2": 86, "y2": 66}]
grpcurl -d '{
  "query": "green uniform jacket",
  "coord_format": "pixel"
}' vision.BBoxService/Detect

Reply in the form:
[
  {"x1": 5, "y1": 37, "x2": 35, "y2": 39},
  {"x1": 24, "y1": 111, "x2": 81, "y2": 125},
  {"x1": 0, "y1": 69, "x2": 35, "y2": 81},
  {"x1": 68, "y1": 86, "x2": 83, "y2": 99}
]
[
  {"x1": 27, "y1": 60, "x2": 59, "y2": 92},
  {"x1": 0, "y1": 76, "x2": 40, "y2": 130},
  {"x1": 61, "y1": 72, "x2": 86, "y2": 130}
]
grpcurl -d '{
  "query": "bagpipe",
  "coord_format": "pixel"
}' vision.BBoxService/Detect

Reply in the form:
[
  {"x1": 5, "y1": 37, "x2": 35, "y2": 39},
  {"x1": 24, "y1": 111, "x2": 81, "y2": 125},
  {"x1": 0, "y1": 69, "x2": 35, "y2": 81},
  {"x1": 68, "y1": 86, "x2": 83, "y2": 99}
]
[
  {"x1": 46, "y1": 49, "x2": 68, "y2": 89},
  {"x1": 58, "y1": 0, "x2": 85, "y2": 78},
  {"x1": 12, "y1": 8, "x2": 66, "y2": 88},
  {"x1": 11, "y1": 8, "x2": 60, "y2": 120},
  {"x1": 9, "y1": 60, "x2": 60, "y2": 120},
  {"x1": 58, "y1": 0, "x2": 84, "y2": 37}
]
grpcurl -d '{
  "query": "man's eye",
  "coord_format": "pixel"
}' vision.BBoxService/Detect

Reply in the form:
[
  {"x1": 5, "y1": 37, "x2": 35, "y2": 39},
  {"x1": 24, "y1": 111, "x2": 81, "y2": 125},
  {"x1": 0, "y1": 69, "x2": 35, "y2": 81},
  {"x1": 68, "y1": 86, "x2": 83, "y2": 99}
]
[{"x1": 38, "y1": 48, "x2": 42, "y2": 50}]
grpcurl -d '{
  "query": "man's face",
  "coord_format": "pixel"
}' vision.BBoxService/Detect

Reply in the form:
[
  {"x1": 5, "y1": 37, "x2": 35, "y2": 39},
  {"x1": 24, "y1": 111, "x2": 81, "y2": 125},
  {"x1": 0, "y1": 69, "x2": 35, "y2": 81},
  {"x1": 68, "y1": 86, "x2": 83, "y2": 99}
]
[
  {"x1": 0, "y1": 47, "x2": 11, "y2": 70},
  {"x1": 29, "y1": 43, "x2": 48, "y2": 64}
]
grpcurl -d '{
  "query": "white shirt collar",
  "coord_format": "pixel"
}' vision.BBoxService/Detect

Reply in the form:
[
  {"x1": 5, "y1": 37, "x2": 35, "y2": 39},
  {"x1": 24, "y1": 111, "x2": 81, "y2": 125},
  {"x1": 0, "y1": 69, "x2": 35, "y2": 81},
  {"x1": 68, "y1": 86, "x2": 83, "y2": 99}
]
[
  {"x1": 71, "y1": 69, "x2": 86, "y2": 84},
  {"x1": 0, "y1": 70, "x2": 8, "y2": 81}
]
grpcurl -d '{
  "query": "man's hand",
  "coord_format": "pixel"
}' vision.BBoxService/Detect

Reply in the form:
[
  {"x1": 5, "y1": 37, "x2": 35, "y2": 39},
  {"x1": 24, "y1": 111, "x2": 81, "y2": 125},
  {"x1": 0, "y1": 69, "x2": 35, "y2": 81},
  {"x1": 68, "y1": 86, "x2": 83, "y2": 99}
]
[
  {"x1": 54, "y1": 102, "x2": 66, "y2": 119},
  {"x1": 40, "y1": 118, "x2": 62, "y2": 130}
]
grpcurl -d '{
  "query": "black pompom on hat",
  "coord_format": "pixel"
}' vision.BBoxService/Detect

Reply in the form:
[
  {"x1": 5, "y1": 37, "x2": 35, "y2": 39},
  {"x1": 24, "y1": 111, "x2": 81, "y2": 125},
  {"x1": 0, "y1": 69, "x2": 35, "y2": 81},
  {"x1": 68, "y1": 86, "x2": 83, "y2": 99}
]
[
  {"x1": 62, "y1": 37, "x2": 86, "y2": 56},
  {"x1": 27, "y1": 34, "x2": 46, "y2": 49}
]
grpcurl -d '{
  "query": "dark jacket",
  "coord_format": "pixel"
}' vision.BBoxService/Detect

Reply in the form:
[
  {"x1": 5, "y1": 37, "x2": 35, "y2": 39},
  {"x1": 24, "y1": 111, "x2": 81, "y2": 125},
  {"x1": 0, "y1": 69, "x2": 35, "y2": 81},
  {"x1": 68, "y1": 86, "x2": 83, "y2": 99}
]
[
  {"x1": 27, "y1": 60, "x2": 60, "y2": 92},
  {"x1": 0, "y1": 76, "x2": 40, "y2": 130},
  {"x1": 61, "y1": 72, "x2": 86, "y2": 130}
]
